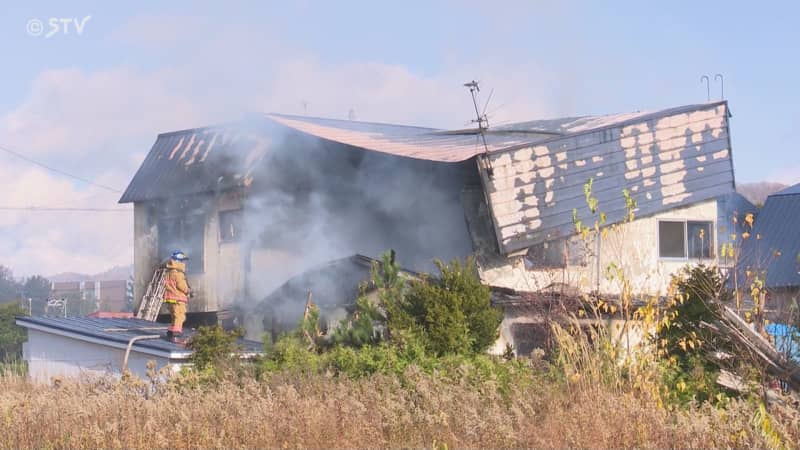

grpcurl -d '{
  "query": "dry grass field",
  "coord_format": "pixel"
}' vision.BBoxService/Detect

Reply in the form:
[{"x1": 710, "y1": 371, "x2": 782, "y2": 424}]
[{"x1": 1, "y1": 366, "x2": 797, "y2": 449}]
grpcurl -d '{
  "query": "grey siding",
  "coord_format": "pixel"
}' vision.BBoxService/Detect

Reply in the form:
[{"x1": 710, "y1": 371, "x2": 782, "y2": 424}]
[{"x1": 480, "y1": 102, "x2": 735, "y2": 254}]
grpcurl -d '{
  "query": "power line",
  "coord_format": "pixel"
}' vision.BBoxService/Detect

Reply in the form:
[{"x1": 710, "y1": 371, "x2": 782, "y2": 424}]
[
  {"x1": 0, "y1": 143, "x2": 123, "y2": 193},
  {"x1": 0, "y1": 206, "x2": 130, "y2": 212}
]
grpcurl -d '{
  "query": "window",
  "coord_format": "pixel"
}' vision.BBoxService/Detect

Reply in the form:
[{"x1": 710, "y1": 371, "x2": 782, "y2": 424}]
[
  {"x1": 159, "y1": 215, "x2": 205, "y2": 273},
  {"x1": 219, "y1": 209, "x2": 244, "y2": 243},
  {"x1": 658, "y1": 220, "x2": 713, "y2": 259}
]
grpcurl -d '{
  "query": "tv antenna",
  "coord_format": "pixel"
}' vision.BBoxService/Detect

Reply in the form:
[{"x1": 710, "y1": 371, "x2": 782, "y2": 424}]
[
  {"x1": 700, "y1": 75, "x2": 710, "y2": 101},
  {"x1": 464, "y1": 80, "x2": 494, "y2": 177}
]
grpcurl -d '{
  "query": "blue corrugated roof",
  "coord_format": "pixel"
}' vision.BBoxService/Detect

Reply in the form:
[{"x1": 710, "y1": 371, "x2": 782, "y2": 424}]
[
  {"x1": 772, "y1": 182, "x2": 800, "y2": 197},
  {"x1": 743, "y1": 188, "x2": 800, "y2": 288},
  {"x1": 15, "y1": 316, "x2": 262, "y2": 357}
]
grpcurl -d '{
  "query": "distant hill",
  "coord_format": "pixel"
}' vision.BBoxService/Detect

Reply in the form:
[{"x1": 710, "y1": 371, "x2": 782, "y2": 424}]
[
  {"x1": 48, "y1": 265, "x2": 133, "y2": 283},
  {"x1": 736, "y1": 182, "x2": 787, "y2": 206}
]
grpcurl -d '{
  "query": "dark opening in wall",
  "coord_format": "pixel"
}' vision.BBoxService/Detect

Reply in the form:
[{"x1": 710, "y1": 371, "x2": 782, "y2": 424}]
[{"x1": 159, "y1": 214, "x2": 205, "y2": 273}]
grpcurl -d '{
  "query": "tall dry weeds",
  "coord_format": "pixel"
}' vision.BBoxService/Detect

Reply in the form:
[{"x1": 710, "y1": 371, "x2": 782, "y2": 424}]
[{"x1": 0, "y1": 367, "x2": 796, "y2": 449}]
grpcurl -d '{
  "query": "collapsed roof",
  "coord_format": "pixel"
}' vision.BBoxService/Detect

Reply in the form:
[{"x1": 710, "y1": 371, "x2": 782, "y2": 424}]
[{"x1": 120, "y1": 101, "x2": 735, "y2": 255}]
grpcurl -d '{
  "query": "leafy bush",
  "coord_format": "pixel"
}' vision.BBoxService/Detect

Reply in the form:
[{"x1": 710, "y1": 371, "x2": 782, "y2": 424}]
[
  {"x1": 0, "y1": 303, "x2": 27, "y2": 362},
  {"x1": 656, "y1": 265, "x2": 740, "y2": 404},
  {"x1": 186, "y1": 324, "x2": 244, "y2": 373},
  {"x1": 328, "y1": 253, "x2": 502, "y2": 358},
  {"x1": 403, "y1": 258, "x2": 501, "y2": 355}
]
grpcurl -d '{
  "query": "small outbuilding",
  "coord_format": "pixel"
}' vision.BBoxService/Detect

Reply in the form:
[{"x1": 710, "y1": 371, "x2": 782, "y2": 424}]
[{"x1": 15, "y1": 316, "x2": 261, "y2": 382}]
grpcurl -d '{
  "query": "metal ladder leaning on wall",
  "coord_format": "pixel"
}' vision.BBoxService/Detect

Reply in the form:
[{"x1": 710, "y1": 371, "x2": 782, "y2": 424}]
[{"x1": 135, "y1": 267, "x2": 167, "y2": 321}]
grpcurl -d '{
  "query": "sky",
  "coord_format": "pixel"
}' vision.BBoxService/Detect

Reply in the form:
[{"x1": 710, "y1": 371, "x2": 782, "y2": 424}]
[{"x1": 0, "y1": 0, "x2": 798, "y2": 277}]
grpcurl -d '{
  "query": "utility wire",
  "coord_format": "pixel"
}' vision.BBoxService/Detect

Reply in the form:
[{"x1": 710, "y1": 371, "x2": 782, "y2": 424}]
[
  {"x1": 0, "y1": 143, "x2": 123, "y2": 193},
  {"x1": 0, "y1": 206, "x2": 130, "y2": 212}
]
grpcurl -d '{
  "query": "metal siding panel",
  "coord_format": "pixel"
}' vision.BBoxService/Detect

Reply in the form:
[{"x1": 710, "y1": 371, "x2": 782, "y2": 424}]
[{"x1": 486, "y1": 102, "x2": 734, "y2": 254}]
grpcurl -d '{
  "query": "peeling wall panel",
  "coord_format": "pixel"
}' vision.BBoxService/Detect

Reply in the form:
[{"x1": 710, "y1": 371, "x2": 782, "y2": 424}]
[{"x1": 483, "y1": 102, "x2": 734, "y2": 254}]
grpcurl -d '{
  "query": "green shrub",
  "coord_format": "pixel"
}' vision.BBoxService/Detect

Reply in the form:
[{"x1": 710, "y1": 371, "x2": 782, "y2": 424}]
[
  {"x1": 261, "y1": 334, "x2": 323, "y2": 374},
  {"x1": 0, "y1": 303, "x2": 27, "y2": 362},
  {"x1": 657, "y1": 265, "x2": 740, "y2": 405},
  {"x1": 403, "y1": 257, "x2": 503, "y2": 356},
  {"x1": 186, "y1": 324, "x2": 244, "y2": 372}
]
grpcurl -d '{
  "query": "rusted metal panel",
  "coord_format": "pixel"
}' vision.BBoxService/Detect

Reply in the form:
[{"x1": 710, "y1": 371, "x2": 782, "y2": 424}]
[{"x1": 483, "y1": 102, "x2": 735, "y2": 254}]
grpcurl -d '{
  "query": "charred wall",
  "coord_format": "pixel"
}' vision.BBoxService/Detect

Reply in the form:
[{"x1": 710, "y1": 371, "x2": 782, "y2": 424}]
[
  {"x1": 242, "y1": 131, "x2": 480, "y2": 300},
  {"x1": 133, "y1": 128, "x2": 481, "y2": 313}
]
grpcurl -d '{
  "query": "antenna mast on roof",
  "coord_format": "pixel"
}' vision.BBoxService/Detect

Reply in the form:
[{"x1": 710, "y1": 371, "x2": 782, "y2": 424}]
[{"x1": 464, "y1": 80, "x2": 494, "y2": 177}]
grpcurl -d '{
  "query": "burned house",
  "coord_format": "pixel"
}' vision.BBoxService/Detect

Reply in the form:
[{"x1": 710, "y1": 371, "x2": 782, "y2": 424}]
[
  {"x1": 119, "y1": 117, "x2": 478, "y2": 313},
  {"x1": 120, "y1": 101, "x2": 737, "y2": 344}
]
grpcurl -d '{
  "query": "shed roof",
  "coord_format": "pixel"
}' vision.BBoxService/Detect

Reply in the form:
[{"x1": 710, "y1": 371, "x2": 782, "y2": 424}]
[
  {"x1": 745, "y1": 183, "x2": 800, "y2": 288},
  {"x1": 15, "y1": 316, "x2": 262, "y2": 359}
]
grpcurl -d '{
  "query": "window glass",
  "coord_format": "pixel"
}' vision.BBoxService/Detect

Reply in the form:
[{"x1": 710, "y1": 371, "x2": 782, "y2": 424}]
[
  {"x1": 219, "y1": 209, "x2": 244, "y2": 242},
  {"x1": 659, "y1": 221, "x2": 685, "y2": 258},
  {"x1": 687, "y1": 221, "x2": 713, "y2": 259}
]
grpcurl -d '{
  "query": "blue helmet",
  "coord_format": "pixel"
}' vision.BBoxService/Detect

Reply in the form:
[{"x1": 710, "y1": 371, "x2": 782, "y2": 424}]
[{"x1": 171, "y1": 250, "x2": 189, "y2": 261}]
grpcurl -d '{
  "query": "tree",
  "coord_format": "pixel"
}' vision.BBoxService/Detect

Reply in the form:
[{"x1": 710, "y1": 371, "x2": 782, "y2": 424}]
[
  {"x1": 22, "y1": 275, "x2": 51, "y2": 316},
  {"x1": 329, "y1": 253, "x2": 503, "y2": 357},
  {"x1": 0, "y1": 266, "x2": 20, "y2": 304},
  {"x1": 404, "y1": 257, "x2": 503, "y2": 356},
  {"x1": 0, "y1": 303, "x2": 27, "y2": 362}
]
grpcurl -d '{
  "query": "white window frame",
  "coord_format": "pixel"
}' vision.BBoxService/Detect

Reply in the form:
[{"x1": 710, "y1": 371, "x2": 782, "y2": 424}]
[{"x1": 657, "y1": 219, "x2": 715, "y2": 260}]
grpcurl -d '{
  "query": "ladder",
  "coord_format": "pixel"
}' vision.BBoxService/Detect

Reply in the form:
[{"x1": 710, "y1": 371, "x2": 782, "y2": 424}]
[{"x1": 135, "y1": 267, "x2": 167, "y2": 321}]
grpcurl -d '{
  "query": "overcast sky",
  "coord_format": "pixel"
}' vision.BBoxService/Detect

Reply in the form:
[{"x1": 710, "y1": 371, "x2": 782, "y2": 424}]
[{"x1": 0, "y1": 0, "x2": 798, "y2": 277}]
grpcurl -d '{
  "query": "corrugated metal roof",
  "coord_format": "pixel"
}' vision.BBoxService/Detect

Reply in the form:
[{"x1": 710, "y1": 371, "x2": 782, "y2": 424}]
[
  {"x1": 743, "y1": 189, "x2": 800, "y2": 288},
  {"x1": 480, "y1": 101, "x2": 735, "y2": 253},
  {"x1": 265, "y1": 113, "x2": 539, "y2": 162},
  {"x1": 15, "y1": 316, "x2": 262, "y2": 356},
  {"x1": 772, "y1": 182, "x2": 800, "y2": 197},
  {"x1": 119, "y1": 119, "x2": 274, "y2": 203},
  {"x1": 266, "y1": 103, "x2": 726, "y2": 163}
]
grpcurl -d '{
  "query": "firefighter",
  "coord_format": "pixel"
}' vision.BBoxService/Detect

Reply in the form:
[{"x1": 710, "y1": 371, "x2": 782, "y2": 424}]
[{"x1": 164, "y1": 250, "x2": 190, "y2": 342}]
